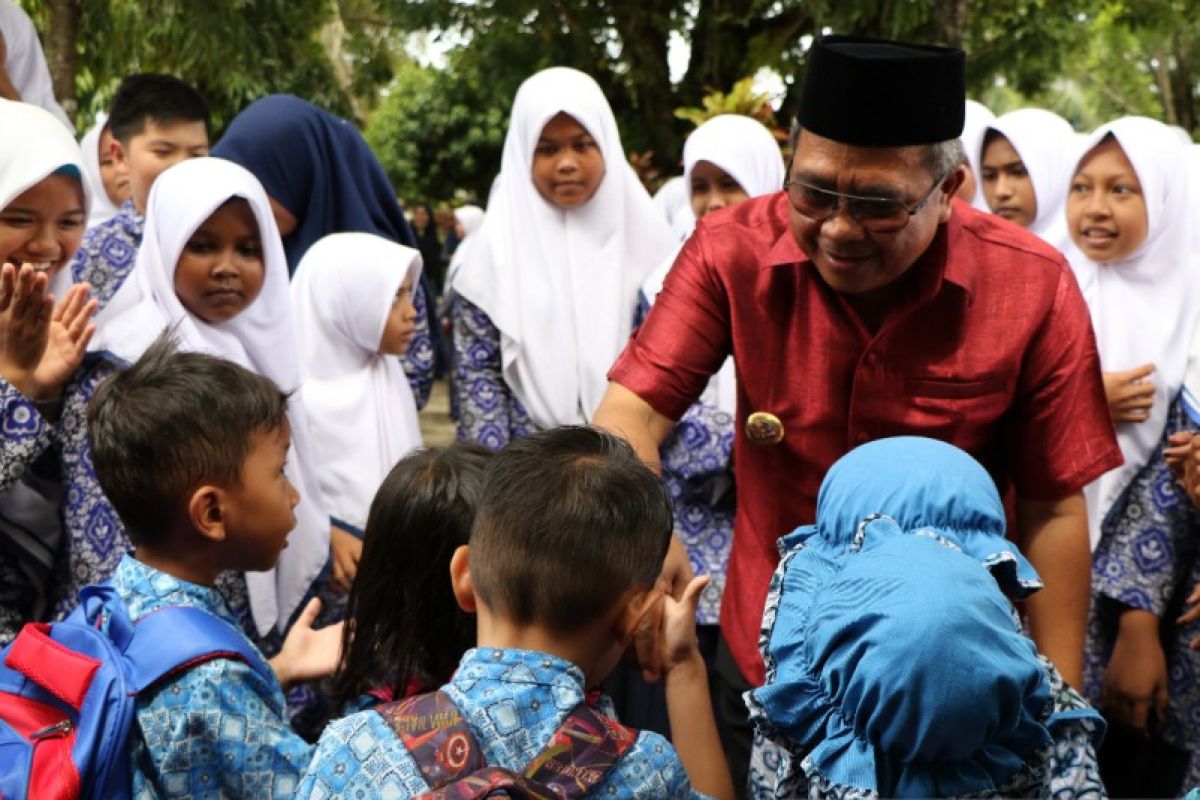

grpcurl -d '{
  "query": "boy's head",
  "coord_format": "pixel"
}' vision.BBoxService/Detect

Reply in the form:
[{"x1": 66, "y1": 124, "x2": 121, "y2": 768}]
[
  {"x1": 456, "y1": 426, "x2": 671, "y2": 641},
  {"x1": 107, "y1": 74, "x2": 210, "y2": 214},
  {"x1": 88, "y1": 334, "x2": 298, "y2": 573}
]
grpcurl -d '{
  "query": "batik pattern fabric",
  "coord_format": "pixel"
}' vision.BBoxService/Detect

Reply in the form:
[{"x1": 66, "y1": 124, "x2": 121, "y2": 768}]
[
  {"x1": 399, "y1": 281, "x2": 434, "y2": 410},
  {"x1": 295, "y1": 647, "x2": 710, "y2": 799},
  {"x1": 747, "y1": 543, "x2": 1105, "y2": 800},
  {"x1": 110, "y1": 555, "x2": 313, "y2": 799},
  {"x1": 0, "y1": 354, "x2": 127, "y2": 644},
  {"x1": 633, "y1": 296, "x2": 735, "y2": 625},
  {"x1": 70, "y1": 200, "x2": 144, "y2": 304},
  {"x1": 451, "y1": 297, "x2": 535, "y2": 450},
  {"x1": 1085, "y1": 394, "x2": 1200, "y2": 789}
]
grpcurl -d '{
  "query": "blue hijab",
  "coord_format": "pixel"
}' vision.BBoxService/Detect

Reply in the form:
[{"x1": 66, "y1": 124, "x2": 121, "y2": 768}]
[
  {"x1": 748, "y1": 437, "x2": 1065, "y2": 797},
  {"x1": 212, "y1": 94, "x2": 418, "y2": 272}
]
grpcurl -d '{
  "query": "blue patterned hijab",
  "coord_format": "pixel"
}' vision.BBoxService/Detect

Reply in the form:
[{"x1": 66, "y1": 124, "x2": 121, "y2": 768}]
[
  {"x1": 748, "y1": 437, "x2": 1054, "y2": 797},
  {"x1": 212, "y1": 94, "x2": 418, "y2": 272}
]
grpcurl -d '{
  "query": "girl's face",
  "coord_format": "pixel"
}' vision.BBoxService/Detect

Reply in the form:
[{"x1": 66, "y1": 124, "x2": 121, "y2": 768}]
[
  {"x1": 1067, "y1": 137, "x2": 1148, "y2": 264},
  {"x1": 531, "y1": 112, "x2": 605, "y2": 209},
  {"x1": 980, "y1": 133, "x2": 1037, "y2": 228},
  {"x1": 378, "y1": 275, "x2": 417, "y2": 355},
  {"x1": 98, "y1": 127, "x2": 132, "y2": 207},
  {"x1": 174, "y1": 197, "x2": 265, "y2": 323},
  {"x1": 0, "y1": 174, "x2": 86, "y2": 279},
  {"x1": 412, "y1": 206, "x2": 430, "y2": 228},
  {"x1": 690, "y1": 161, "x2": 749, "y2": 219}
]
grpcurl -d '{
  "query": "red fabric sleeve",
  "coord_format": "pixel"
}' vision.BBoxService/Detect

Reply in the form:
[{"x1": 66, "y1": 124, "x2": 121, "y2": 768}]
[
  {"x1": 609, "y1": 230, "x2": 733, "y2": 421},
  {"x1": 1006, "y1": 263, "x2": 1123, "y2": 500}
]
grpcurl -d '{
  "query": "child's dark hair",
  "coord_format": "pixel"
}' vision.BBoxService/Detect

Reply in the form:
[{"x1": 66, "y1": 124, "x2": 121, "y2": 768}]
[
  {"x1": 87, "y1": 333, "x2": 288, "y2": 545},
  {"x1": 333, "y1": 444, "x2": 492, "y2": 710},
  {"x1": 470, "y1": 426, "x2": 673, "y2": 633},
  {"x1": 107, "y1": 73, "x2": 210, "y2": 144}
]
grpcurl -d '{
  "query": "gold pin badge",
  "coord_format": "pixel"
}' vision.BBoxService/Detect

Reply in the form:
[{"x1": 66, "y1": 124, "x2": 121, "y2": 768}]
[{"x1": 746, "y1": 411, "x2": 785, "y2": 445}]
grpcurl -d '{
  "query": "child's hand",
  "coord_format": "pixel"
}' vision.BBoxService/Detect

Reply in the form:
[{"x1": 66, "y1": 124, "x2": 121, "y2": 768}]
[
  {"x1": 1177, "y1": 583, "x2": 1200, "y2": 650},
  {"x1": 0, "y1": 265, "x2": 95, "y2": 401},
  {"x1": 660, "y1": 575, "x2": 709, "y2": 676},
  {"x1": 328, "y1": 525, "x2": 362, "y2": 595},
  {"x1": 1103, "y1": 364, "x2": 1155, "y2": 423},
  {"x1": 269, "y1": 598, "x2": 344, "y2": 689},
  {"x1": 1180, "y1": 438, "x2": 1200, "y2": 511},
  {"x1": 1165, "y1": 431, "x2": 1194, "y2": 480},
  {"x1": 1102, "y1": 609, "x2": 1168, "y2": 733},
  {"x1": 35, "y1": 283, "x2": 96, "y2": 397}
]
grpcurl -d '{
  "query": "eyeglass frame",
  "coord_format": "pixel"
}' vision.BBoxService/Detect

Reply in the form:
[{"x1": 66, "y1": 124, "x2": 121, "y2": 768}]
[{"x1": 781, "y1": 165, "x2": 952, "y2": 232}]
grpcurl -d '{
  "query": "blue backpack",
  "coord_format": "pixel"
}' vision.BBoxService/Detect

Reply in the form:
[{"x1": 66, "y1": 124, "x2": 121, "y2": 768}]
[{"x1": 0, "y1": 583, "x2": 272, "y2": 799}]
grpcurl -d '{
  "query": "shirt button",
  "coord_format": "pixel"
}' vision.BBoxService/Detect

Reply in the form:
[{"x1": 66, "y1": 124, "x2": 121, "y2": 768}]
[
  {"x1": 856, "y1": 432, "x2": 869, "y2": 444},
  {"x1": 864, "y1": 352, "x2": 877, "y2": 366}
]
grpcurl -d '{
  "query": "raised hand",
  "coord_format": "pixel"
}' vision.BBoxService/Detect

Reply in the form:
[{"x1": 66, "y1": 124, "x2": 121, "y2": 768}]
[
  {"x1": 32, "y1": 283, "x2": 97, "y2": 398},
  {"x1": 268, "y1": 597, "x2": 345, "y2": 689},
  {"x1": 660, "y1": 575, "x2": 709, "y2": 675},
  {"x1": 0, "y1": 262, "x2": 53, "y2": 399},
  {"x1": 1103, "y1": 364, "x2": 1156, "y2": 424}
]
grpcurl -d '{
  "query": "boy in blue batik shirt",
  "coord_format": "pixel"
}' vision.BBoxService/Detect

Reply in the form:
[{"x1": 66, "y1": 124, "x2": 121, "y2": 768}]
[
  {"x1": 87, "y1": 336, "x2": 343, "y2": 798},
  {"x1": 297, "y1": 426, "x2": 734, "y2": 800}
]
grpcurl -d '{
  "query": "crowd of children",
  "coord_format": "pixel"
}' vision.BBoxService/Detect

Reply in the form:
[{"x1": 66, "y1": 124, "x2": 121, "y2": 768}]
[{"x1": 1, "y1": 29, "x2": 1199, "y2": 800}]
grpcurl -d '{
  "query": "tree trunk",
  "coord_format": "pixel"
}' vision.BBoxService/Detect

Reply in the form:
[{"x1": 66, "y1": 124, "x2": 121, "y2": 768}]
[
  {"x1": 929, "y1": 0, "x2": 967, "y2": 48},
  {"x1": 43, "y1": 0, "x2": 80, "y2": 125}
]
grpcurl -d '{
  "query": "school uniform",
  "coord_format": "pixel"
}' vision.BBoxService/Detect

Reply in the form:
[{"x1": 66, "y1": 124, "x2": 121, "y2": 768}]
[
  {"x1": 110, "y1": 556, "x2": 312, "y2": 799},
  {"x1": 450, "y1": 67, "x2": 676, "y2": 449},
  {"x1": 296, "y1": 648, "x2": 709, "y2": 799}
]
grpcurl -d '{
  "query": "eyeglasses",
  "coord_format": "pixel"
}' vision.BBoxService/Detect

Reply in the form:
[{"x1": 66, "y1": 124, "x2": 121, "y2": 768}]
[{"x1": 782, "y1": 169, "x2": 949, "y2": 232}]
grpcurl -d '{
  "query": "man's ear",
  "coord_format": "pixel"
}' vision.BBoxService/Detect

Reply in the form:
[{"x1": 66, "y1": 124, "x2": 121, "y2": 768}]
[
  {"x1": 937, "y1": 165, "x2": 967, "y2": 222},
  {"x1": 449, "y1": 545, "x2": 477, "y2": 613},
  {"x1": 187, "y1": 485, "x2": 226, "y2": 543}
]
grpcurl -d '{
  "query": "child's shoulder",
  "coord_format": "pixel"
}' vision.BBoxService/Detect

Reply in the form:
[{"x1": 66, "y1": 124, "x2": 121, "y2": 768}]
[{"x1": 300, "y1": 708, "x2": 429, "y2": 797}]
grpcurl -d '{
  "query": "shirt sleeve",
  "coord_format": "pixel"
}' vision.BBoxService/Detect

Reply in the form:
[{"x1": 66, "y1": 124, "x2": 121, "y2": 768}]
[
  {"x1": 135, "y1": 658, "x2": 313, "y2": 799},
  {"x1": 0, "y1": 379, "x2": 54, "y2": 494},
  {"x1": 1004, "y1": 265, "x2": 1123, "y2": 500},
  {"x1": 400, "y1": 280, "x2": 435, "y2": 411},
  {"x1": 609, "y1": 233, "x2": 733, "y2": 422},
  {"x1": 452, "y1": 296, "x2": 530, "y2": 450}
]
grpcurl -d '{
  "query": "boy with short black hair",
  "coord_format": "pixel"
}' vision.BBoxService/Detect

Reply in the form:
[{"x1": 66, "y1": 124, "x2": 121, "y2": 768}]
[
  {"x1": 297, "y1": 425, "x2": 733, "y2": 799},
  {"x1": 70, "y1": 72, "x2": 209, "y2": 306},
  {"x1": 87, "y1": 335, "x2": 341, "y2": 798}
]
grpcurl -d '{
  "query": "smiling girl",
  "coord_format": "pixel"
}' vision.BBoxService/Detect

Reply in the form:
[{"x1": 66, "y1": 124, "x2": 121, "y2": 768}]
[{"x1": 449, "y1": 67, "x2": 676, "y2": 449}]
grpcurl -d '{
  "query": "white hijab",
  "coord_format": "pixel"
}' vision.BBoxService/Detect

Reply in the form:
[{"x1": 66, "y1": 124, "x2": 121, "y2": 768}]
[
  {"x1": 291, "y1": 233, "x2": 423, "y2": 532},
  {"x1": 0, "y1": 97, "x2": 87, "y2": 220},
  {"x1": 639, "y1": 114, "x2": 784, "y2": 417},
  {"x1": 0, "y1": 2, "x2": 69, "y2": 130},
  {"x1": 452, "y1": 67, "x2": 677, "y2": 428},
  {"x1": 652, "y1": 175, "x2": 695, "y2": 241},
  {"x1": 962, "y1": 99, "x2": 996, "y2": 210},
  {"x1": 79, "y1": 113, "x2": 122, "y2": 229},
  {"x1": 97, "y1": 156, "x2": 330, "y2": 634},
  {"x1": 1073, "y1": 118, "x2": 1199, "y2": 547},
  {"x1": 983, "y1": 108, "x2": 1078, "y2": 257},
  {"x1": 444, "y1": 206, "x2": 485, "y2": 300}
]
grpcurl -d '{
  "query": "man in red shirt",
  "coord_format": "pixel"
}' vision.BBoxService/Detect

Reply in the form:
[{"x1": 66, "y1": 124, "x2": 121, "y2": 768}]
[{"x1": 594, "y1": 35, "x2": 1121, "y2": 792}]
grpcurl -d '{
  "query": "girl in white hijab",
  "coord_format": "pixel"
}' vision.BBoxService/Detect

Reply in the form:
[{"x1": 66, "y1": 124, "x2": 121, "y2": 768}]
[
  {"x1": 98, "y1": 156, "x2": 331, "y2": 639},
  {"x1": 78, "y1": 113, "x2": 130, "y2": 229},
  {"x1": 979, "y1": 108, "x2": 1077, "y2": 256},
  {"x1": 450, "y1": 67, "x2": 676, "y2": 446},
  {"x1": 1067, "y1": 117, "x2": 1198, "y2": 549},
  {"x1": 1074, "y1": 118, "x2": 1200, "y2": 794},
  {"x1": 958, "y1": 99, "x2": 996, "y2": 210},
  {"x1": 636, "y1": 113, "x2": 784, "y2": 628},
  {"x1": 290, "y1": 232, "x2": 423, "y2": 538}
]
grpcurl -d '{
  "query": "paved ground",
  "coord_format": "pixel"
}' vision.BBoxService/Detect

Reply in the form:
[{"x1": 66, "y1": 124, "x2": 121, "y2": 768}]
[{"x1": 419, "y1": 378, "x2": 456, "y2": 446}]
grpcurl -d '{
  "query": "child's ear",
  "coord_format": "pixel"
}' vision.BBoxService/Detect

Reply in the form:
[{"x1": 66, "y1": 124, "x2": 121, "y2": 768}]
[
  {"x1": 614, "y1": 586, "x2": 661, "y2": 648},
  {"x1": 187, "y1": 484, "x2": 226, "y2": 543},
  {"x1": 449, "y1": 545, "x2": 477, "y2": 613},
  {"x1": 110, "y1": 137, "x2": 128, "y2": 169}
]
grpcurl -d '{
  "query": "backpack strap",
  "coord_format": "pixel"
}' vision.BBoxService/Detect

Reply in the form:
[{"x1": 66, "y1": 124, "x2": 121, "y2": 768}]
[
  {"x1": 521, "y1": 703, "x2": 637, "y2": 797},
  {"x1": 378, "y1": 691, "x2": 487, "y2": 789},
  {"x1": 381, "y1": 692, "x2": 638, "y2": 800},
  {"x1": 124, "y1": 606, "x2": 275, "y2": 692}
]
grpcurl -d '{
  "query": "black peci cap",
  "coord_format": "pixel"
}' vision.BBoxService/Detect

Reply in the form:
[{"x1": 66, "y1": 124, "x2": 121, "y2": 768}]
[{"x1": 797, "y1": 35, "x2": 966, "y2": 147}]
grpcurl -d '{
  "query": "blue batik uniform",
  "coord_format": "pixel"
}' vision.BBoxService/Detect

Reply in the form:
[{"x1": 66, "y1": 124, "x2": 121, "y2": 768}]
[
  {"x1": 296, "y1": 648, "x2": 710, "y2": 799},
  {"x1": 109, "y1": 556, "x2": 312, "y2": 799}
]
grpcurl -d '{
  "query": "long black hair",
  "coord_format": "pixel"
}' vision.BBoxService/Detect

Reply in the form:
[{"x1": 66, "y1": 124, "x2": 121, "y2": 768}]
[{"x1": 332, "y1": 444, "x2": 491, "y2": 710}]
